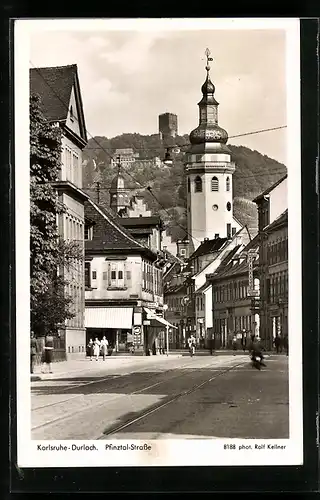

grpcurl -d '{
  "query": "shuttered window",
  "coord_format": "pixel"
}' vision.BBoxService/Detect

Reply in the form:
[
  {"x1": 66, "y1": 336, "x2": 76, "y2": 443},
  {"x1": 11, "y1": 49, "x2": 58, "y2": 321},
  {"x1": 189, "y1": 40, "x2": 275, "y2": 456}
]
[
  {"x1": 194, "y1": 176, "x2": 202, "y2": 192},
  {"x1": 211, "y1": 176, "x2": 219, "y2": 191}
]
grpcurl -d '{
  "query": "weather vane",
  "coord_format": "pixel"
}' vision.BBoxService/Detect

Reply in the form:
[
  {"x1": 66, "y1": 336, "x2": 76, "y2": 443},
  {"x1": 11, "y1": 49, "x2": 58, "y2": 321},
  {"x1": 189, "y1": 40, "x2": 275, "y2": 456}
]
[{"x1": 205, "y1": 48, "x2": 213, "y2": 72}]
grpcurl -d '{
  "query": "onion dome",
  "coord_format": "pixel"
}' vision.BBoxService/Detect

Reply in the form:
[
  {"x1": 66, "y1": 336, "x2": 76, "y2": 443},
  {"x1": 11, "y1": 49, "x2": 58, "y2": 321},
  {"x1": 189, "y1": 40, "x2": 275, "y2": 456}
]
[
  {"x1": 201, "y1": 75, "x2": 216, "y2": 97},
  {"x1": 189, "y1": 123, "x2": 228, "y2": 145}
]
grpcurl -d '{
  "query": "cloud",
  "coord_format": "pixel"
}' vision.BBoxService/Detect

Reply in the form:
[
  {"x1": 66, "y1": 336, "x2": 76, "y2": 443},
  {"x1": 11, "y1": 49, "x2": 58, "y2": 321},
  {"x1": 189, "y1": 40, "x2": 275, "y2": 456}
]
[{"x1": 99, "y1": 31, "x2": 168, "y2": 75}]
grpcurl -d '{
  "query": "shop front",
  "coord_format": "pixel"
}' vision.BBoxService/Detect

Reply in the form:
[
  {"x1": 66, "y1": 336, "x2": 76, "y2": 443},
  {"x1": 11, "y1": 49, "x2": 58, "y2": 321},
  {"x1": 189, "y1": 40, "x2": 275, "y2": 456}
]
[
  {"x1": 85, "y1": 306, "x2": 134, "y2": 354},
  {"x1": 143, "y1": 307, "x2": 178, "y2": 355}
]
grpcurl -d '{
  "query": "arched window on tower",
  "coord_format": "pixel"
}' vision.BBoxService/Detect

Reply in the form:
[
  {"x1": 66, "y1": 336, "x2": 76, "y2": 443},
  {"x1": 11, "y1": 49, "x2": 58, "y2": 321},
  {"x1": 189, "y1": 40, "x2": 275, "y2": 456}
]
[
  {"x1": 187, "y1": 177, "x2": 191, "y2": 193},
  {"x1": 226, "y1": 177, "x2": 230, "y2": 191},
  {"x1": 211, "y1": 176, "x2": 219, "y2": 191},
  {"x1": 194, "y1": 176, "x2": 202, "y2": 193}
]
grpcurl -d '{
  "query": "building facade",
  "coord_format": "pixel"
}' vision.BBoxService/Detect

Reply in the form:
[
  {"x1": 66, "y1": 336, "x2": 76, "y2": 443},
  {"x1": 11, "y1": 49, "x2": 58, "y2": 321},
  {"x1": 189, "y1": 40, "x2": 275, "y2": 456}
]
[
  {"x1": 208, "y1": 236, "x2": 260, "y2": 349},
  {"x1": 263, "y1": 210, "x2": 288, "y2": 349},
  {"x1": 30, "y1": 64, "x2": 88, "y2": 359},
  {"x1": 110, "y1": 148, "x2": 139, "y2": 167},
  {"x1": 84, "y1": 198, "x2": 168, "y2": 353},
  {"x1": 253, "y1": 175, "x2": 288, "y2": 349}
]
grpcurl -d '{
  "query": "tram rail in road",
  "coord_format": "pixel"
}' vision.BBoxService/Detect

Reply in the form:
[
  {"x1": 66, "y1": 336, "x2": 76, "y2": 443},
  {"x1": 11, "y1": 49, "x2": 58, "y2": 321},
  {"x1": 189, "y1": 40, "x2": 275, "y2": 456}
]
[
  {"x1": 96, "y1": 359, "x2": 247, "y2": 440},
  {"x1": 31, "y1": 356, "x2": 248, "y2": 434}
]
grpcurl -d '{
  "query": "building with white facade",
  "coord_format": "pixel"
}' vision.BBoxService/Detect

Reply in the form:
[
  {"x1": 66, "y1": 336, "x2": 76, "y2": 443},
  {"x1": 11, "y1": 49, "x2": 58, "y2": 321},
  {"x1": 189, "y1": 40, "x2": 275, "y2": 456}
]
[
  {"x1": 110, "y1": 148, "x2": 139, "y2": 167},
  {"x1": 185, "y1": 55, "x2": 241, "y2": 254},
  {"x1": 30, "y1": 64, "x2": 89, "y2": 359}
]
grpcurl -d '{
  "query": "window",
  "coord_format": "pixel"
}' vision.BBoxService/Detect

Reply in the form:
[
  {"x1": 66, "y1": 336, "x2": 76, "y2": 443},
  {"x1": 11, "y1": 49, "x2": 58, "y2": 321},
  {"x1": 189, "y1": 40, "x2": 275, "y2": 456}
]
[
  {"x1": 194, "y1": 176, "x2": 202, "y2": 192},
  {"x1": 65, "y1": 147, "x2": 72, "y2": 181},
  {"x1": 226, "y1": 177, "x2": 230, "y2": 191},
  {"x1": 227, "y1": 223, "x2": 231, "y2": 239},
  {"x1": 211, "y1": 176, "x2": 219, "y2": 191},
  {"x1": 72, "y1": 152, "x2": 79, "y2": 185},
  {"x1": 84, "y1": 224, "x2": 93, "y2": 240},
  {"x1": 103, "y1": 271, "x2": 108, "y2": 280},
  {"x1": 118, "y1": 270, "x2": 123, "y2": 280},
  {"x1": 232, "y1": 227, "x2": 236, "y2": 236},
  {"x1": 187, "y1": 177, "x2": 191, "y2": 193},
  {"x1": 85, "y1": 262, "x2": 91, "y2": 288},
  {"x1": 92, "y1": 271, "x2": 97, "y2": 280},
  {"x1": 111, "y1": 270, "x2": 117, "y2": 280},
  {"x1": 180, "y1": 248, "x2": 186, "y2": 256},
  {"x1": 226, "y1": 202, "x2": 231, "y2": 211}
]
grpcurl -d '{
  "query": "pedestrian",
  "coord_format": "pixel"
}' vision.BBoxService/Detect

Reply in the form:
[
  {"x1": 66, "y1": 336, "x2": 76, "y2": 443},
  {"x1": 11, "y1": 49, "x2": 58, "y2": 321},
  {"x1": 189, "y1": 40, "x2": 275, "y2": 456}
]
[
  {"x1": 241, "y1": 330, "x2": 246, "y2": 352},
  {"x1": 30, "y1": 331, "x2": 37, "y2": 374},
  {"x1": 41, "y1": 334, "x2": 54, "y2": 373},
  {"x1": 274, "y1": 334, "x2": 281, "y2": 354},
  {"x1": 188, "y1": 334, "x2": 196, "y2": 357},
  {"x1": 87, "y1": 338, "x2": 94, "y2": 360},
  {"x1": 100, "y1": 336, "x2": 109, "y2": 361},
  {"x1": 232, "y1": 335, "x2": 238, "y2": 355},
  {"x1": 93, "y1": 337, "x2": 101, "y2": 361},
  {"x1": 210, "y1": 334, "x2": 215, "y2": 355}
]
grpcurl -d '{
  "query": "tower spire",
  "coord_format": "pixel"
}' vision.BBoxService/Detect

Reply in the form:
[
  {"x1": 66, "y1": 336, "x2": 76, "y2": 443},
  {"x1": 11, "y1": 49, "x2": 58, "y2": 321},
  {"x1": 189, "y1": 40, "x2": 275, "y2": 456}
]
[{"x1": 109, "y1": 155, "x2": 130, "y2": 215}]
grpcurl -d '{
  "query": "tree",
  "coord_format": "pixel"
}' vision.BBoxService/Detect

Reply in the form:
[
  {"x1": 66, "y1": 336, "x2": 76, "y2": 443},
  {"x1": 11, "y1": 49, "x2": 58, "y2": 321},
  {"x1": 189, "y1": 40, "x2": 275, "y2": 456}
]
[{"x1": 30, "y1": 94, "x2": 80, "y2": 337}]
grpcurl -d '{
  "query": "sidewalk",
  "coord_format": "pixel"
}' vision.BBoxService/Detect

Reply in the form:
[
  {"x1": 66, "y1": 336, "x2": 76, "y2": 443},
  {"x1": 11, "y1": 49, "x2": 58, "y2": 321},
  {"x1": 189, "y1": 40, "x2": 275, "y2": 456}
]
[
  {"x1": 31, "y1": 349, "x2": 286, "y2": 381},
  {"x1": 31, "y1": 352, "x2": 183, "y2": 381}
]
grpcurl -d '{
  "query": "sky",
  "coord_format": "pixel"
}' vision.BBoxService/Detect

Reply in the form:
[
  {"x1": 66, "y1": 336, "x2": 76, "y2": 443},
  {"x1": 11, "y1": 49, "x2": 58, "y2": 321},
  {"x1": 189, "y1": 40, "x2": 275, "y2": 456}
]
[{"x1": 27, "y1": 20, "x2": 290, "y2": 164}]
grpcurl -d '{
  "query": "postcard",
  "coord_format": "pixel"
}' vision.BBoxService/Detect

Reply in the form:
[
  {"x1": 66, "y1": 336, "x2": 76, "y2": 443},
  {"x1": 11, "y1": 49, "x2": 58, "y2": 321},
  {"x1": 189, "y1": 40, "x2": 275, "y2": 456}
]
[{"x1": 15, "y1": 17, "x2": 302, "y2": 468}]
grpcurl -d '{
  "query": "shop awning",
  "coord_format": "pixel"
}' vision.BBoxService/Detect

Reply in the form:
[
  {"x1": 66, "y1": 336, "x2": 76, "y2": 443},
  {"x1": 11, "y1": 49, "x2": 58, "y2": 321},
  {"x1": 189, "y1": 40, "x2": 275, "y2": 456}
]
[
  {"x1": 85, "y1": 307, "x2": 133, "y2": 329},
  {"x1": 144, "y1": 308, "x2": 178, "y2": 329}
]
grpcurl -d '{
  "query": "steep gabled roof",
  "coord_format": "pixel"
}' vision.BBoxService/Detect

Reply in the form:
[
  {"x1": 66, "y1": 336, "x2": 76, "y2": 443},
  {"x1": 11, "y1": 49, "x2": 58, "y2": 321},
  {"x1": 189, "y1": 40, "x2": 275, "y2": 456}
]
[
  {"x1": 30, "y1": 64, "x2": 87, "y2": 142},
  {"x1": 189, "y1": 237, "x2": 228, "y2": 260},
  {"x1": 264, "y1": 209, "x2": 288, "y2": 233},
  {"x1": 253, "y1": 174, "x2": 287, "y2": 202},
  {"x1": 84, "y1": 198, "x2": 157, "y2": 260},
  {"x1": 208, "y1": 236, "x2": 259, "y2": 282}
]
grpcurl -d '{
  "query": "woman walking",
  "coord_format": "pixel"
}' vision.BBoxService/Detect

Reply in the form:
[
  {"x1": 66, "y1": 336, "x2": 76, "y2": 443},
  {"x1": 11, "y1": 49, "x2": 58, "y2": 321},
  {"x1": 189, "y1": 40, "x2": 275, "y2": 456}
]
[
  {"x1": 232, "y1": 335, "x2": 238, "y2": 355},
  {"x1": 41, "y1": 334, "x2": 54, "y2": 373},
  {"x1": 93, "y1": 337, "x2": 101, "y2": 361},
  {"x1": 87, "y1": 338, "x2": 94, "y2": 360}
]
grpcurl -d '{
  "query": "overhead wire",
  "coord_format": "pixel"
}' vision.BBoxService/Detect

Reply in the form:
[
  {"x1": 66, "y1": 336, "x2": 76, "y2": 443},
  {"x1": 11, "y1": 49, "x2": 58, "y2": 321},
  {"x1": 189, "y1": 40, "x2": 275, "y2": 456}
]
[
  {"x1": 83, "y1": 126, "x2": 287, "y2": 150},
  {"x1": 29, "y1": 62, "x2": 201, "y2": 243},
  {"x1": 30, "y1": 61, "x2": 286, "y2": 244}
]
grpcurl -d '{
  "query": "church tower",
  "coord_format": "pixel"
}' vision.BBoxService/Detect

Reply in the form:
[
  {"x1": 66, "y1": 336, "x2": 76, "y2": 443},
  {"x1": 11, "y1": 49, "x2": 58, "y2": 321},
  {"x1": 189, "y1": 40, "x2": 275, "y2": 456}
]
[
  {"x1": 109, "y1": 162, "x2": 130, "y2": 216},
  {"x1": 185, "y1": 49, "x2": 238, "y2": 253}
]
